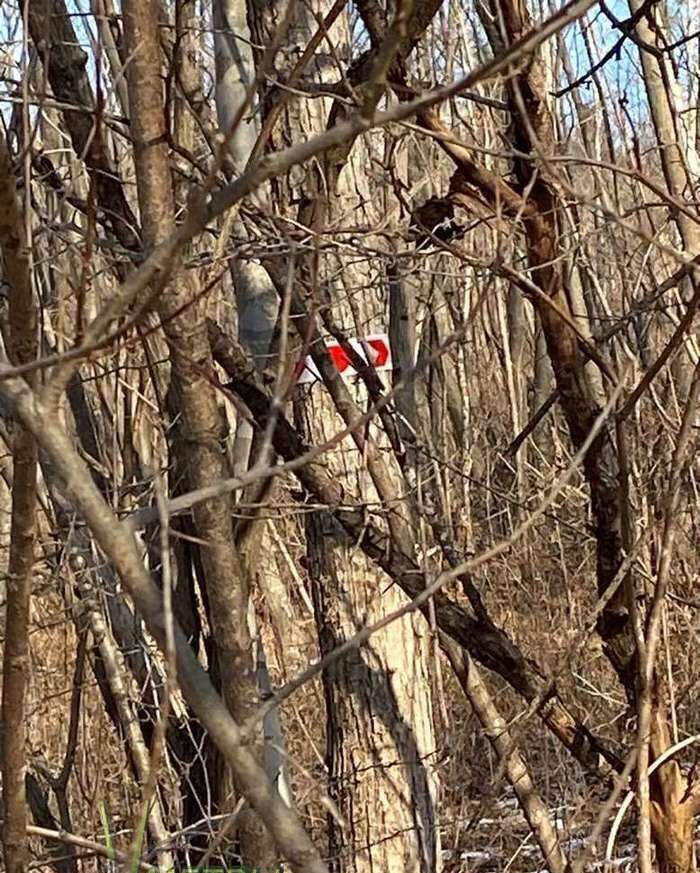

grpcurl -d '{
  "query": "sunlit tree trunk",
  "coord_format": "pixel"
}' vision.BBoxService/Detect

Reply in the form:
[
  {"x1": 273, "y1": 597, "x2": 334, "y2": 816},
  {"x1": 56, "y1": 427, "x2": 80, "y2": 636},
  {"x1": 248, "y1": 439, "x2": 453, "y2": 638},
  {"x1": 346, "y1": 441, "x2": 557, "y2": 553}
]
[
  {"x1": 0, "y1": 127, "x2": 38, "y2": 873},
  {"x1": 123, "y1": 1, "x2": 273, "y2": 863},
  {"x1": 246, "y1": 1, "x2": 442, "y2": 869}
]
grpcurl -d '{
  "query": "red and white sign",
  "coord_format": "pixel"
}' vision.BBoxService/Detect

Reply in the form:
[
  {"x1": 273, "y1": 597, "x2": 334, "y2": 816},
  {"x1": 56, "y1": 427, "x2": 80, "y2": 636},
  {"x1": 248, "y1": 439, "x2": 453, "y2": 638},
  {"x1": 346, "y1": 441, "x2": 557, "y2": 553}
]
[{"x1": 295, "y1": 334, "x2": 392, "y2": 384}]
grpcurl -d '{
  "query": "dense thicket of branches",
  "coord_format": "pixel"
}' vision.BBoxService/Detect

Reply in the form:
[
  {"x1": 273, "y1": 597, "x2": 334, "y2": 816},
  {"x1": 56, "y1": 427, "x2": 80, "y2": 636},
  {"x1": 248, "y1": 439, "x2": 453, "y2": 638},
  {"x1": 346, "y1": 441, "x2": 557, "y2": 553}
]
[{"x1": 0, "y1": 0, "x2": 698, "y2": 872}]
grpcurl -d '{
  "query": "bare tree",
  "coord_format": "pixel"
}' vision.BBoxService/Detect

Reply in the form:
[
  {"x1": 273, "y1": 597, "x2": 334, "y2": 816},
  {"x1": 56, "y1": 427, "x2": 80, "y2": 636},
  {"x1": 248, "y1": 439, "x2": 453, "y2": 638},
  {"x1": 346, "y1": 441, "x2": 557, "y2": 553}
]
[
  {"x1": 0, "y1": 1, "x2": 699, "y2": 872},
  {"x1": 0, "y1": 129, "x2": 38, "y2": 873}
]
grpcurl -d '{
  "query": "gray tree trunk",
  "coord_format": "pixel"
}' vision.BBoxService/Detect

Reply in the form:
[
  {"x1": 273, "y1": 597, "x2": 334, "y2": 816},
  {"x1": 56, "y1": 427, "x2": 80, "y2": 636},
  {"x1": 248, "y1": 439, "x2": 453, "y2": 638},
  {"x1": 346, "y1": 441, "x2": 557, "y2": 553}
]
[
  {"x1": 212, "y1": 0, "x2": 292, "y2": 827},
  {"x1": 239, "y1": 0, "x2": 442, "y2": 868}
]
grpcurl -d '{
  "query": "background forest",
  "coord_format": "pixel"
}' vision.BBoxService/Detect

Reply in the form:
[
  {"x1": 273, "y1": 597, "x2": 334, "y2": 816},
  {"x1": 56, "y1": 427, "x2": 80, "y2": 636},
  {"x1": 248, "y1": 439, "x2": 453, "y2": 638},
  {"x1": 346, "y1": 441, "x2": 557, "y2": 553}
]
[{"x1": 0, "y1": 0, "x2": 698, "y2": 871}]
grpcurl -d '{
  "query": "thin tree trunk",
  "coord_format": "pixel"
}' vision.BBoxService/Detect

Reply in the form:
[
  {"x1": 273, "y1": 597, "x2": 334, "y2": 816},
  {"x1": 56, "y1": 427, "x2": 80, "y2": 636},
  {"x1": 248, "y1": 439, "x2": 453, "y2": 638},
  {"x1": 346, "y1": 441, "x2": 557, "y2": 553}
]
[
  {"x1": 623, "y1": 6, "x2": 700, "y2": 870},
  {"x1": 0, "y1": 129, "x2": 38, "y2": 873},
  {"x1": 627, "y1": 0, "x2": 700, "y2": 405},
  {"x1": 213, "y1": 0, "x2": 279, "y2": 475},
  {"x1": 74, "y1": 569, "x2": 173, "y2": 869},
  {"x1": 122, "y1": 0, "x2": 271, "y2": 862},
  {"x1": 212, "y1": 0, "x2": 292, "y2": 842},
  {"x1": 441, "y1": 636, "x2": 566, "y2": 873}
]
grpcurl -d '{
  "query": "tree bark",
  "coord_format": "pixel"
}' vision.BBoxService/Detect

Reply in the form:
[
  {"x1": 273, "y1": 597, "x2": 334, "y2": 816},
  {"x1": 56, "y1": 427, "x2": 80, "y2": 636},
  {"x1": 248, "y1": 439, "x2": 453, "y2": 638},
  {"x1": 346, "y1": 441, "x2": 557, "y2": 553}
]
[
  {"x1": 122, "y1": 0, "x2": 271, "y2": 862},
  {"x1": 249, "y1": 1, "x2": 442, "y2": 867},
  {"x1": 297, "y1": 399, "x2": 440, "y2": 873},
  {"x1": 0, "y1": 129, "x2": 38, "y2": 873}
]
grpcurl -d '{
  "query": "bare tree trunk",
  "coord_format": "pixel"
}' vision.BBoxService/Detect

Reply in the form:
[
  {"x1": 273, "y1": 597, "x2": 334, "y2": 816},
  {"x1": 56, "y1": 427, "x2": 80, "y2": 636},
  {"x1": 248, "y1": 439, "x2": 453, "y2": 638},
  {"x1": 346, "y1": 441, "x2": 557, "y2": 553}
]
[
  {"x1": 122, "y1": 0, "x2": 271, "y2": 862},
  {"x1": 247, "y1": 1, "x2": 442, "y2": 867},
  {"x1": 74, "y1": 569, "x2": 172, "y2": 869},
  {"x1": 623, "y1": 6, "x2": 700, "y2": 871},
  {"x1": 0, "y1": 130, "x2": 38, "y2": 873},
  {"x1": 213, "y1": 0, "x2": 279, "y2": 474},
  {"x1": 292, "y1": 191, "x2": 440, "y2": 873},
  {"x1": 627, "y1": 0, "x2": 700, "y2": 403},
  {"x1": 212, "y1": 0, "x2": 292, "y2": 837},
  {"x1": 90, "y1": 0, "x2": 130, "y2": 117},
  {"x1": 295, "y1": 379, "x2": 439, "y2": 873}
]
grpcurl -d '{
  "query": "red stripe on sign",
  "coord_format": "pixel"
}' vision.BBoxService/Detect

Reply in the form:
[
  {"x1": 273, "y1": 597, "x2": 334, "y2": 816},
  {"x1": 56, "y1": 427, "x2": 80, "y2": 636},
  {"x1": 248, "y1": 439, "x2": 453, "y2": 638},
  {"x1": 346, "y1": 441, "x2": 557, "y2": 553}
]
[
  {"x1": 367, "y1": 338, "x2": 389, "y2": 366},
  {"x1": 328, "y1": 344, "x2": 351, "y2": 372}
]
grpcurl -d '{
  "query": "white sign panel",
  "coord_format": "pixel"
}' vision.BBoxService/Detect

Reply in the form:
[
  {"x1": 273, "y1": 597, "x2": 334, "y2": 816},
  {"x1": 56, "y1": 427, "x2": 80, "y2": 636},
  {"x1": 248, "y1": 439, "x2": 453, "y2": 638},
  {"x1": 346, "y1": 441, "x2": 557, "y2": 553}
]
[{"x1": 295, "y1": 334, "x2": 392, "y2": 384}]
